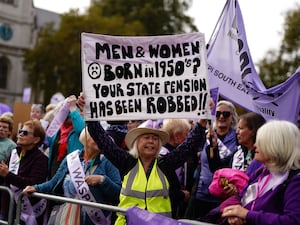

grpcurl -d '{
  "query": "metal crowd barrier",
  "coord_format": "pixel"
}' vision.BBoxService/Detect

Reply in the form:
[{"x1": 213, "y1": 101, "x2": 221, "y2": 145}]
[
  {"x1": 13, "y1": 192, "x2": 216, "y2": 225},
  {"x1": 0, "y1": 186, "x2": 14, "y2": 225},
  {"x1": 14, "y1": 192, "x2": 126, "y2": 225},
  {"x1": 178, "y1": 219, "x2": 216, "y2": 225}
]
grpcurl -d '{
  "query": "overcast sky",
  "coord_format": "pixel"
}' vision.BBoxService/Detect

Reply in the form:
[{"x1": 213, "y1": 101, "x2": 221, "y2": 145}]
[{"x1": 34, "y1": 0, "x2": 300, "y2": 64}]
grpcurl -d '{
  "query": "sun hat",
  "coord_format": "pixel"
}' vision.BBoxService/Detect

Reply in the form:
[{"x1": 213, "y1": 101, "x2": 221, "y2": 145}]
[{"x1": 125, "y1": 120, "x2": 169, "y2": 149}]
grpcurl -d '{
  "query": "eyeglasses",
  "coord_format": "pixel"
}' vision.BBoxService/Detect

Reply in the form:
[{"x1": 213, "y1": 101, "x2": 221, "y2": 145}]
[
  {"x1": 216, "y1": 111, "x2": 231, "y2": 118},
  {"x1": 18, "y1": 129, "x2": 32, "y2": 136}
]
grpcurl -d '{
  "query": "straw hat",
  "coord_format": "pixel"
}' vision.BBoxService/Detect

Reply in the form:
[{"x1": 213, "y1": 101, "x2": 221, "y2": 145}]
[{"x1": 125, "y1": 120, "x2": 169, "y2": 149}]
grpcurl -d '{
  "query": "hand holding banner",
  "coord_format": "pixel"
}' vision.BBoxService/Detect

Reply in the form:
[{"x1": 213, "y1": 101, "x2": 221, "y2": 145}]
[{"x1": 81, "y1": 32, "x2": 212, "y2": 121}]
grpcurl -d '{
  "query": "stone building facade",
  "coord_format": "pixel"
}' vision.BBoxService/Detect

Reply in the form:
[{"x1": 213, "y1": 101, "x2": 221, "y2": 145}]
[{"x1": 0, "y1": 0, "x2": 60, "y2": 108}]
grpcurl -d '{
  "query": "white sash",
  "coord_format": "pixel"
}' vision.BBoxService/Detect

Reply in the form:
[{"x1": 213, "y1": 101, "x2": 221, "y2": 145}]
[
  {"x1": 9, "y1": 149, "x2": 20, "y2": 174},
  {"x1": 216, "y1": 139, "x2": 232, "y2": 159},
  {"x1": 206, "y1": 138, "x2": 232, "y2": 159},
  {"x1": 232, "y1": 146, "x2": 245, "y2": 171},
  {"x1": 67, "y1": 150, "x2": 108, "y2": 225},
  {"x1": 9, "y1": 149, "x2": 47, "y2": 225}
]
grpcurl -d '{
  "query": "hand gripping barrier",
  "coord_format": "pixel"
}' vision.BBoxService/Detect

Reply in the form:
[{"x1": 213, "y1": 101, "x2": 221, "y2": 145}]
[{"x1": 0, "y1": 185, "x2": 14, "y2": 225}]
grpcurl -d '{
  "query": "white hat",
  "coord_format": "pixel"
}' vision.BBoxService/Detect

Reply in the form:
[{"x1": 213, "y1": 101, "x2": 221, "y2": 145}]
[{"x1": 125, "y1": 120, "x2": 169, "y2": 149}]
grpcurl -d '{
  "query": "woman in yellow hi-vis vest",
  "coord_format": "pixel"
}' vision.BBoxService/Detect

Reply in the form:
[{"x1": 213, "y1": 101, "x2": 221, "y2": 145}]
[{"x1": 86, "y1": 117, "x2": 208, "y2": 225}]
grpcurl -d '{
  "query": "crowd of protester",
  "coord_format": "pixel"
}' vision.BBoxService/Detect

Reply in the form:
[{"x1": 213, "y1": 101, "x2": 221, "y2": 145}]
[{"x1": 0, "y1": 92, "x2": 299, "y2": 225}]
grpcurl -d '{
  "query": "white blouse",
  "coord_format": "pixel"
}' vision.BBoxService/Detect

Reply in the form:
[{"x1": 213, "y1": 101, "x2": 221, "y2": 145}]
[{"x1": 241, "y1": 170, "x2": 289, "y2": 207}]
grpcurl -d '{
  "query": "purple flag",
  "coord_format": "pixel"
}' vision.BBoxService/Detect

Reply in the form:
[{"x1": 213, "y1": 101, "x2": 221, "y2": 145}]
[
  {"x1": 0, "y1": 103, "x2": 12, "y2": 114},
  {"x1": 207, "y1": 0, "x2": 300, "y2": 124},
  {"x1": 126, "y1": 207, "x2": 191, "y2": 225},
  {"x1": 210, "y1": 87, "x2": 219, "y2": 116}
]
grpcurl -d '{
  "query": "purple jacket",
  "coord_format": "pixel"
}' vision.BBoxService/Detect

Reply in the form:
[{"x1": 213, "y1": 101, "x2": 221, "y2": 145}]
[{"x1": 243, "y1": 170, "x2": 300, "y2": 225}]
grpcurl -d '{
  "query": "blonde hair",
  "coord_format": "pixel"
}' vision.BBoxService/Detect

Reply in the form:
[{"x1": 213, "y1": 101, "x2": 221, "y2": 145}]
[
  {"x1": 255, "y1": 120, "x2": 300, "y2": 173},
  {"x1": 161, "y1": 119, "x2": 191, "y2": 139},
  {"x1": 79, "y1": 127, "x2": 91, "y2": 147},
  {"x1": 0, "y1": 115, "x2": 14, "y2": 132}
]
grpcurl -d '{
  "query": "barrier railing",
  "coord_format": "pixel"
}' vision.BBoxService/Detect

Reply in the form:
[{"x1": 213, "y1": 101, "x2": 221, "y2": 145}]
[
  {"x1": 0, "y1": 186, "x2": 14, "y2": 225},
  {"x1": 14, "y1": 192, "x2": 125, "y2": 225},
  {"x1": 14, "y1": 192, "x2": 215, "y2": 225}
]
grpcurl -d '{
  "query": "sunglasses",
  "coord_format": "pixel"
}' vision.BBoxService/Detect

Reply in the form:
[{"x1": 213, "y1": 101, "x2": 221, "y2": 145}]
[
  {"x1": 216, "y1": 111, "x2": 231, "y2": 118},
  {"x1": 18, "y1": 129, "x2": 32, "y2": 136}
]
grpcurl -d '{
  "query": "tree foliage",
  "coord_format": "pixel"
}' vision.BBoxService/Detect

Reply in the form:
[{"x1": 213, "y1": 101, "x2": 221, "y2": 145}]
[
  {"x1": 94, "y1": 0, "x2": 197, "y2": 35},
  {"x1": 24, "y1": 0, "x2": 197, "y2": 104},
  {"x1": 257, "y1": 4, "x2": 300, "y2": 88}
]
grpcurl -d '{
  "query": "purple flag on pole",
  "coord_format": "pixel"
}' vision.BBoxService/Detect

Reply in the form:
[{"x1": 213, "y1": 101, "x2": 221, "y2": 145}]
[{"x1": 207, "y1": 0, "x2": 300, "y2": 124}]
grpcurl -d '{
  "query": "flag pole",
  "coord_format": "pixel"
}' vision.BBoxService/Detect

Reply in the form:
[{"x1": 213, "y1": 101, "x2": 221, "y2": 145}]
[
  {"x1": 208, "y1": 119, "x2": 214, "y2": 159},
  {"x1": 206, "y1": 0, "x2": 229, "y2": 48}
]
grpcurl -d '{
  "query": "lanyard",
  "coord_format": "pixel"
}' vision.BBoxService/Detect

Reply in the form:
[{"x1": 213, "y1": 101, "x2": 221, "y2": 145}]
[
  {"x1": 83, "y1": 156, "x2": 97, "y2": 175},
  {"x1": 251, "y1": 169, "x2": 272, "y2": 210}
]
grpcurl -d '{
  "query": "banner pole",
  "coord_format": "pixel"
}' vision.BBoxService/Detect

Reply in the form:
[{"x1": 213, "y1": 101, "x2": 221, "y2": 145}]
[
  {"x1": 207, "y1": 0, "x2": 229, "y2": 48},
  {"x1": 208, "y1": 119, "x2": 214, "y2": 159}
]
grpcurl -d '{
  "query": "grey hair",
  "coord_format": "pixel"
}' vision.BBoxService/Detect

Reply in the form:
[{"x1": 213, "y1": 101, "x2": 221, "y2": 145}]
[
  {"x1": 31, "y1": 104, "x2": 45, "y2": 114},
  {"x1": 215, "y1": 100, "x2": 238, "y2": 129},
  {"x1": 255, "y1": 120, "x2": 300, "y2": 173},
  {"x1": 129, "y1": 137, "x2": 162, "y2": 159}
]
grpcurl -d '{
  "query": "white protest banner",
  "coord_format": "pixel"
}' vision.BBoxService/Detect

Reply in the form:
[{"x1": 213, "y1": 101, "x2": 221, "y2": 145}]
[{"x1": 81, "y1": 32, "x2": 211, "y2": 121}]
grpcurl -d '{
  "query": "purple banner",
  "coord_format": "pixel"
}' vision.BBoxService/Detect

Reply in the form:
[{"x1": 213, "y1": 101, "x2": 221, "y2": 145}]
[
  {"x1": 207, "y1": 0, "x2": 300, "y2": 124},
  {"x1": 126, "y1": 207, "x2": 191, "y2": 225}
]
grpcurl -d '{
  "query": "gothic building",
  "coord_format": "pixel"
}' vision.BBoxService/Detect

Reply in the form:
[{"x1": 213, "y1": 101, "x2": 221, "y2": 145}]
[{"x1": 0, "y1": 0, "x2": 60, "y2": 108}]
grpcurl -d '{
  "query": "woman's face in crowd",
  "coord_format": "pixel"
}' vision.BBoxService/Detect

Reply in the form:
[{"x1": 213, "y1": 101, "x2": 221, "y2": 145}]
[
  {"x1": 0, "y1": 122, "x2": 10, "y2": 138},
  {"x1": 137, "y1": 133, "x2": 160, "y2": 159},
  {"x1": 254, "y1": 143, "x2": 269, "y2": 164},
  {"x1": 17, "y1": 125, "x2": 38, "y2": 148},
  {"x1": 215, "y1": 104, "x2": 233, "y2": 136},
  {"x1": 236, "y1": 118, "x2": 254, "y2": 147},
  {"x1": 30, "y1": 108, "x2": 43, "y2": 120}
]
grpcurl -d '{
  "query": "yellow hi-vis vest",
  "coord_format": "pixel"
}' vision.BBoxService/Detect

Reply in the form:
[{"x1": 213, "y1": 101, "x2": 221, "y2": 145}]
[{"x1": 115, "y1": 159, "x2": 171, "y2": 225}]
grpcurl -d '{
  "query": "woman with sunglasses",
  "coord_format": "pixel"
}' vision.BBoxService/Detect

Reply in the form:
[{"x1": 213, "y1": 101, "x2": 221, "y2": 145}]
[
  {"x1": 207, "y1": 112, "x2": 266, "y2": 176},
  {"x1": 0, "y1": 119, "x2": 48, "y2": 224},
  {"x1": 185, "y1": 100, "x2": 238, "y2": 220}
]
